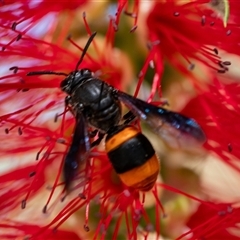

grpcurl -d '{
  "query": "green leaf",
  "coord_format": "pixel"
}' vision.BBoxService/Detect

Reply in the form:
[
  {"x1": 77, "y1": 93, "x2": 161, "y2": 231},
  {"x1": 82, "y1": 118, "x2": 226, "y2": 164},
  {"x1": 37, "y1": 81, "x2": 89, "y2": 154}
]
[
  {"x1": 209, "y1": 0, "x2": 230, "y2": 27},
  {"x1": 223, "y1": 0, "x2": 230, "y2": 27}
]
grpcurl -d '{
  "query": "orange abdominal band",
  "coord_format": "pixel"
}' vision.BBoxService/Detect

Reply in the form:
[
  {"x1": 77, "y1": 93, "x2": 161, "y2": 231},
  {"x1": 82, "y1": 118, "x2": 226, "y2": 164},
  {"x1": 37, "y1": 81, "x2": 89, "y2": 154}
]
[
  {"x1": 105, "y1": 126, "x2": 139, "y2": 151},
  {"x1": 118, "y1": 155, "x2": 159, "y2": 191},
  {"x1": 106, "y1": 126, "x2": 160, "y2": 192}
]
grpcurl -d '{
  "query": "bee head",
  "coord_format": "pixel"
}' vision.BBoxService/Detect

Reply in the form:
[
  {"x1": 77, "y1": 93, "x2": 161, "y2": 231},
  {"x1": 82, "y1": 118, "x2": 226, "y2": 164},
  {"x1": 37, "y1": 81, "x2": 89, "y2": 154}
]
[{"x1": 60, "y1": 68, "x2": 93, "y2": 94}]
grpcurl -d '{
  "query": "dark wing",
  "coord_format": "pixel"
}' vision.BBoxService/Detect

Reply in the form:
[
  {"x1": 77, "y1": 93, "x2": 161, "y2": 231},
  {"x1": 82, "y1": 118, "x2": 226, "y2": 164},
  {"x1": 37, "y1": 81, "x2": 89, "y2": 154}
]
[
  {"x1": 117, "y1": 91, "x2": 206, "y2": 150},
  {"x1": 63, "y1": 112, "x2": 90, "y2": 190}
]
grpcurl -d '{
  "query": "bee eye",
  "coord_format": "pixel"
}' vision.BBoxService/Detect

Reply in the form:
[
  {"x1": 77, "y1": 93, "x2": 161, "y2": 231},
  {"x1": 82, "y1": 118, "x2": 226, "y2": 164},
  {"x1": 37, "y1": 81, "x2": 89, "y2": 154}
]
[
  {"x1": 60, "y1": 78, "x2": 68, "y2": 89},
  {"x1": 60, "y1": 76, "x2": 73, "y2": 93}
]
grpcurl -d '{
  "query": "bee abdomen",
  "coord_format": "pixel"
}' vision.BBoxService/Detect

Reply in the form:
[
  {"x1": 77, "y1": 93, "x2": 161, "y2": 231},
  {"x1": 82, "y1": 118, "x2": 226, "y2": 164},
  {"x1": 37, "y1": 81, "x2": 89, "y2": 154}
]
[{"x1": 106, "y1": 126, "x2": 160, "y2": 191}]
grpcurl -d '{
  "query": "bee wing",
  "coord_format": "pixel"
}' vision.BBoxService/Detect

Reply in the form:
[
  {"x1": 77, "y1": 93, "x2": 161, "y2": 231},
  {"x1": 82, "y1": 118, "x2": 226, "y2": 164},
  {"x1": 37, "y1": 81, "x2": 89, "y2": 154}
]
[
  {"x1": 118, "y1": 91, "x2": 206, "y2": 150},
  {"x1": 63, "y1": 112, "x2": 90, "y2": 190}
]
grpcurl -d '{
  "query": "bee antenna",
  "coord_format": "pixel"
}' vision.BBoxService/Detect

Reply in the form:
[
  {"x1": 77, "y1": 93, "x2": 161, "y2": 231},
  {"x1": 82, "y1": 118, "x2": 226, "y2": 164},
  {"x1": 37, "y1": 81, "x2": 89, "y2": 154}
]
[
  {"x1": 27, "y1": 71, "x2": 68, "y2": 77},
  {"x1": 75, "y1": 32, "x2": 97, "y2": 71}
]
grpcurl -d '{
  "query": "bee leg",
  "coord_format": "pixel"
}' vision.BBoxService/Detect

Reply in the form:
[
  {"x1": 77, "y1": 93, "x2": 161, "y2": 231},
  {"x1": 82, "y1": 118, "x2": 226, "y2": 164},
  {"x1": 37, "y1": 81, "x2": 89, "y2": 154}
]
[
  {"x1": 122, "y1": 111, "x2": 137, "y2": 125},
  {"x1": 65, "y1": 96, "x2": 72, "y2": 106},
  {"x1": 91, "y1": 132, "x2": 105, "y2": 148},
  {"x1": 65, "y1": 96, "x2": 77, "y2": 116}
]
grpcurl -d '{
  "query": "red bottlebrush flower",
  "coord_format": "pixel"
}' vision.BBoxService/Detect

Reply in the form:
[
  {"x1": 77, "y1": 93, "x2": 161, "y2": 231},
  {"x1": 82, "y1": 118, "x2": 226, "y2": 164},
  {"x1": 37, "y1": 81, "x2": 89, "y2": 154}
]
[
  {"x1": 36, "y1": 154, "x2": 164, "y2": 239},
  {"x1": 185, "y1": 202, "x2": 240, "y2": 240},
  {"x1": 0, "y1": 0, "x2": 88, "y2": 24},
  {"x1": 182, "y1": 79, "x2": 240, "y2": 166},
  {"x1": 174, "y1": 78, "x2": 240, "y2": 238},
  {"x1": 146, "y1": 0, "x2": 240, "y2": 75},
  {"x1": 0, "y1": 165, "x2": 45, "y2": 214},
  {"x1": 4, "y1": 1, "x2": 240, "y2": 239},
  {"x1": 0, "y1": 220, "x2": 81, "y2": 240}
]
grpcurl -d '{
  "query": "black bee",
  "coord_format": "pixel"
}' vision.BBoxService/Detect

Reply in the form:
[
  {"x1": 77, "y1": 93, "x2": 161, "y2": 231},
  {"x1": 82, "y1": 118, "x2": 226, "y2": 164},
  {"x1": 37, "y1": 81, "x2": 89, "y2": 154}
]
[{"x1": 27, "y1": 32, "x2": 206, "y2": 191}]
